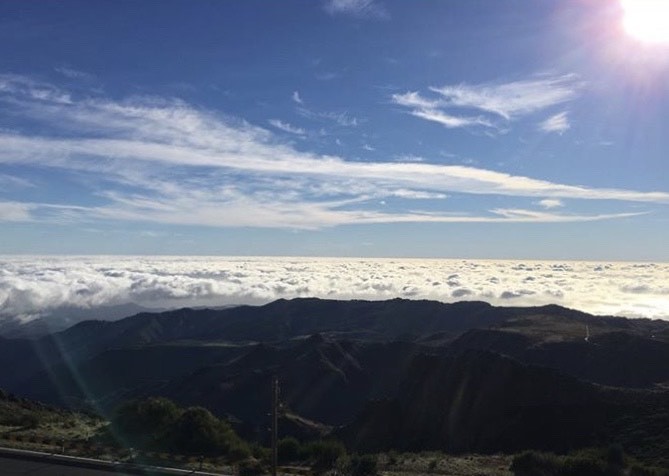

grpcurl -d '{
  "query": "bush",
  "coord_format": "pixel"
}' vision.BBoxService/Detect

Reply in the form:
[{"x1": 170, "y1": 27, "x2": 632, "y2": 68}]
[
  {"x1": 607, "y1": 444, "x2": 625, "y2": 468},
  {"x1": 510, "y1": 451, "x2": 561, "y2": 476},
  {"x1": 278, "y1": 437, "x2": 301, "y2": 464},
  {"x1": 111, "y1": 397, "x2": 179, "y2": 449},
  {"x1": 349, "y1": 454, "x2": 378, "y2": 476},
  {"x1": 228, "y1": 440, "x2": 253, "y2": 462},
  {"x1": 238, "y1": 459, "x2": 265, "y2": 476},
  {"x1": 0, "y1": 409, "x2": 42, "y2": 428},
  {"x1": 510, "y1": 449, "x2": 621, "y2": 476},
  {"x1": 169, "y1": 406, "x2": 249, "y2": 457},
  {"x1": 303, "y1": 439, "x2": 347, "y2": 473},
  {"x1": 250, "y1": 443, "x2": 270, "y2": 461},
  {"x1": 109, "y1": 397, "x2": 251, "y2": 461},
  {"x1": 561, "y1": 455, "x2": 606, "y2": 476}
]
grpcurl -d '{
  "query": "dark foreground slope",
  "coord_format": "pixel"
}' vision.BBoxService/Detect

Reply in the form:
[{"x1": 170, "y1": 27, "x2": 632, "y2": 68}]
[{"x1": 339, "y1": 350, "x2": 667, "y2": 450}]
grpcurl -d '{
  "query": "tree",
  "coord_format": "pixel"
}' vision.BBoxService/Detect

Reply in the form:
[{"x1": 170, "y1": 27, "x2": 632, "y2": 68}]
[{"x1": 111, "y1": 397, "x2": 179, "y2": 449}]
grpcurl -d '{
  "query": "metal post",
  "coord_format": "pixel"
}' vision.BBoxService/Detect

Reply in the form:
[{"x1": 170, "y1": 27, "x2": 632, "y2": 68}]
[{"x1": 271, "y1": 375, "x2": 279, "y2": 476}]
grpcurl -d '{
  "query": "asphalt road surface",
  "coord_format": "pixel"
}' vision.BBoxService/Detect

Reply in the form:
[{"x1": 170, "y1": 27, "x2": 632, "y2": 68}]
[{"x1": 0, "y1": 455, "x2": 139, "y2": 475}]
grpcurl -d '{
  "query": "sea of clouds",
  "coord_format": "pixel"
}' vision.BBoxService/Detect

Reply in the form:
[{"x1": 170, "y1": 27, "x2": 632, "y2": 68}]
[{"x1": 1, "y1": 256, "x2": 668, "y2": 323}]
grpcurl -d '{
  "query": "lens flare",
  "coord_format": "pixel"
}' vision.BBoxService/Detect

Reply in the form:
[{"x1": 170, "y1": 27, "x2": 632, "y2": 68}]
[{"x1": 621, "y1": 0, "x2": 669, "y2": 44}]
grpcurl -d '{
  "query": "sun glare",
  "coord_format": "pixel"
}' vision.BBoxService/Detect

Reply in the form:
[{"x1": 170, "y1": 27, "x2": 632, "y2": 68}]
[{"x1": 621, "y1": 0, "x2": 669, "y2": 44}]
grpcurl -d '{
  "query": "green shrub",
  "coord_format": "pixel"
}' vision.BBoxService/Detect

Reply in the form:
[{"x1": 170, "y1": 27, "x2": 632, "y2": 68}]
[
  {"x1": 238, "y1": 459, "x2": 264, "y2": 476},
  {"x1": 349, "y1": 454, "x2": 378, "y2": 476},
  {"x1": 109, "y1": 397, "x2": 251, "y2": 461},
  {"x1": 278, "y1": 437, "x2": 300, "y2": 463},
  {"x1": 510, "y1": 451, "x2": 561, "y2": 476},
  {"x1": 250, "y1": 443, "x2": 270, "y2": 461},
  {"x1": 561, "y1": 455, "x2": 607, "y2": 475},
  {"x1": 111, "y1": 397, "x2": 179, "y2": 449},
  {"x1": 169, "y1": 406, "x2": 248, "y2": 457},
  {"x1": 510, "y1": 449, "x2": 622, "y2": 476},
  {"x1": 303, "y1": 439, "x2": 347, "y2": 473}
]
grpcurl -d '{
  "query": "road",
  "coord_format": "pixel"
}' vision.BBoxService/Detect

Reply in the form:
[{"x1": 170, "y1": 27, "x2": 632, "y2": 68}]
[
  {"x1": 0, "y1": 448, "x2": 227, "y2": 476},
  {"x1": 0, "y1": 455, "x2": 140, "y2": 475}
]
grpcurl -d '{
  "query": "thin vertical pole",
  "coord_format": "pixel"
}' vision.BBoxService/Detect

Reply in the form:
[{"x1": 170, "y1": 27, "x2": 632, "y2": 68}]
[{"x1": 271, "y1": 375, "x2": 279, "y2": 476}]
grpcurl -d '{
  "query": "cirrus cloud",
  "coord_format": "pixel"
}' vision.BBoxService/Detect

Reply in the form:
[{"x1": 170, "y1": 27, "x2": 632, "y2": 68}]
[{"x1": 0, "y1": 73, "x2": 665, "y2": 230}]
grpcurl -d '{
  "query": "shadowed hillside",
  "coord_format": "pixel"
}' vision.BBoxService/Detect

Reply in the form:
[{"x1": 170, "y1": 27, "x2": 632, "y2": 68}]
[{"x1": 1, "y1": 297, "x2": 668, "y2": 467}]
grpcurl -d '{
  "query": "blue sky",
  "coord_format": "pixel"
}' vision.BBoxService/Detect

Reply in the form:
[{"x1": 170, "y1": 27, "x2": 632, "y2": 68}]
[{"x1": 0, "y1": 0, "x2": 668, "y2": 259}]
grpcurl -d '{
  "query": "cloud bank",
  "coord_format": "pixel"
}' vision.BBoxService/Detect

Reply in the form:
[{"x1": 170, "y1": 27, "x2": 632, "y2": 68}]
[{"x1": 1, "y1": 257, "x2": 668, "y2": 324}]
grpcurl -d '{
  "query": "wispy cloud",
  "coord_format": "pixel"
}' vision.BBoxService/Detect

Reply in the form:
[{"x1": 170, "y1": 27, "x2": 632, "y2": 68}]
[
  {"x1": 54, "y1": 66, "x2": 95, "y2": 81},
  {"x1": 292, "y1": 91, "x2": 303, "y2": 104},
  {"x1": 268, "y1": 119, "x2": 306, "y2": 135},
  {"x1": 539, "y1": 111, "x2": 570, "y2": 134},
  {"x1": 537, "y1": 198, "x2": 564, "y2": 209},
  {"x1": 323, "y1": 0, "x2": 389, "y2": 20},
  {"x1": 0, "y1": 74, "x2": 665, "y2": 228},
  {"x1": 431, "y1": 74, "x2": 580, "y2": 119},
  {"x1": 392, "y1": 74, "x2": 581, "y2": 131},
  {"x1": 297, "y1": 106, "x2": 359, "y2": 127},
  {"x1": 0, "y1": 174, "x2": 35, "y2": 188}
]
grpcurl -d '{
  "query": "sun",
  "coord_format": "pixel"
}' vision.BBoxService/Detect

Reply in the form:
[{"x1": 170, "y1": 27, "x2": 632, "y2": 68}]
[{"x1": 621, "y1": 0, "x2": 669, "y2": 44}]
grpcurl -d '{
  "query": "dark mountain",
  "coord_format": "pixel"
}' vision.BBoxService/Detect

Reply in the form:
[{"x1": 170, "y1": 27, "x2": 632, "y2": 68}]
[
  {"x1": 14, "y1": 334, "x2": 429, "y2": 434},
  {"x1": 162, "y1": 337, "x2": 426, "y2": 428},
  {"x1": 0, "y1": 303, "x2": 161, "y2": 338},
  {"x1": 450, "y1": 317, "x2": 669, "y2": 387},
  {"x1": 0, "y1": 298, "x2": 519, "y2": 397},
  {"x1": 338, "y1": 349, "x2": 669, "y2": 457},
  {"x1": 1, "y1": 297, "x2": 669, "y2": 462}
]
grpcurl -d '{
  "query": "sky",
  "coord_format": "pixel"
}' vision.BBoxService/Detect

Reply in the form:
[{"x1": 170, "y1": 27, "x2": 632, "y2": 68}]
[{"x1": 1, "y1": 0, "x2": 669, "y2": 259}]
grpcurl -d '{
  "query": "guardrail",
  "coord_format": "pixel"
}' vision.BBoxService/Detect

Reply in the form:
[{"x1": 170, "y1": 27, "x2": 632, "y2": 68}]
[
  {"x1": 0, "y1": 433, "x2": 231, "y2": 472},
  {"x1": 0, "y1": 446, "x2": 226, "y2": 475}
]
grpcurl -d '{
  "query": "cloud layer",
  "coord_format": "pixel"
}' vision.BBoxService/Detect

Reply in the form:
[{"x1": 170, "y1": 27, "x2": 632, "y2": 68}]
[{"x1": 2, "y1": 256, "x2": 668, "y2": 323}]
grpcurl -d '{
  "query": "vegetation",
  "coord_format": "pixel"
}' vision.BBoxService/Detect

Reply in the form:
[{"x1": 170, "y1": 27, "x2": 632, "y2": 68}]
[
  {"x1": 108, "y1": 397, "x2": 251, "y2": 459},
  {"x1": 0, "y1": 388, "x2": 102, "y2": 443},
  {"x1": 510, "y1": 448, "x2": 669, "y2": 476}
]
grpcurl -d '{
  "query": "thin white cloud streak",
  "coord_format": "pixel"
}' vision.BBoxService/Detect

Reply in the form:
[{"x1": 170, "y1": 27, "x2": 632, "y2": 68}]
[
  {"x1": 1, "y1": 134, "x2": 667, "y2": 205},
  {"x1": 0, "y1": 73, "x2": 72, "y2": 104},
  {"x1": 411, "y1": 108, "x2": 492, "y2": 129},
  {"x1": 54, "y1": 66, "x2": 95, "y2": 81},
  {"x1": 430, "y1": 74, "x2": 580, "y2": 119},
  {"x1": 538, "y1": 199, "x2": 564, "y2": 209},
  {"x1": 323, "y1": 0, "x2": 389, "y2": 20},
  {"x1": 0, "y1": 74, "x2": 666, "y2": 228},
  {"x1": 297, "y1": 106, "x2": 359, "y2": 127},
  {"x1": 0, "y1": 174, "x2": 34, "y2": 188},
  {"x1": 268, "y1": 119, "x2": 306, "y2": 135},
  {"x1": 392, "y1": 91, "x2": 493, "y2": 129},
  {"x1": 540, "y1": 111, "x2": 570, "y2": 133},
  {"x1": 393, "y1": 74, "x2": 581, "y2": 130},
  {"x1": 292, "y1": 91, "x2": 303, "y2": 104},
  {"x1": 1, "y1": 257, "x2": 668, "y2": 322}
]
